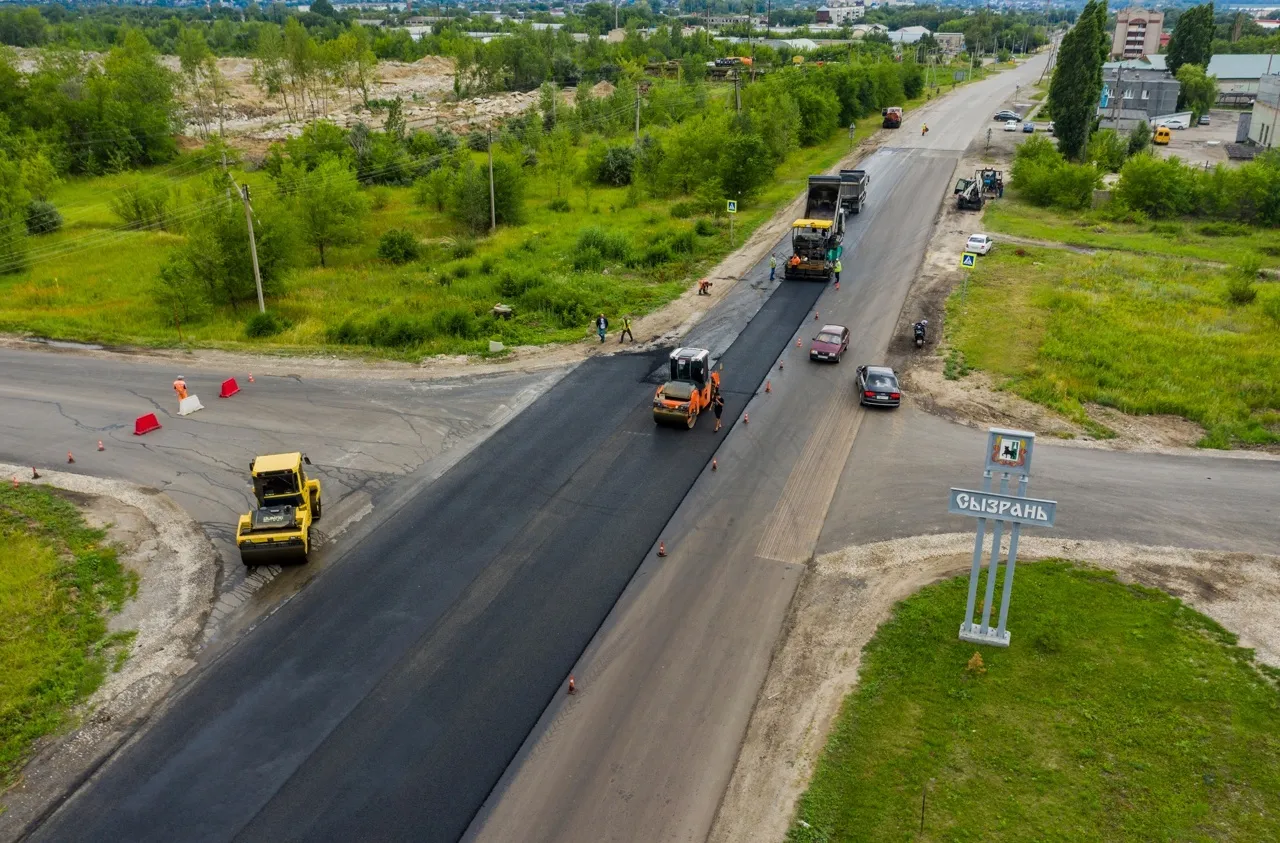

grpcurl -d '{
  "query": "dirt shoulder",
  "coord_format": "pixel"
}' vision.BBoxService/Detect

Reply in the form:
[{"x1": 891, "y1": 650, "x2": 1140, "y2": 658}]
[
  {"x1": 709, "y1": 533, "x2": 1280, "y2": 843},
  {"x1": 0, "y1": 466, "x2": 216, "y2": 841}
]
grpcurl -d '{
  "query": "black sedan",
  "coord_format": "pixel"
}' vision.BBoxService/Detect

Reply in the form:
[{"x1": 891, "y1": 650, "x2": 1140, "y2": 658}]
[
  {"x1": 994, "y1": 109, "x2": 1020, "y2": 122},
  {"x1": 856, "y1": 365, "x2": 901, "y2": 408}
]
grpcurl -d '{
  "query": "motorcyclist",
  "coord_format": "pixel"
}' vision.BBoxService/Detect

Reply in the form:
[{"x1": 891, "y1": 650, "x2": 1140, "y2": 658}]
[{"x1": 913, "y1": 319, "x2": 928, "y2": 346}]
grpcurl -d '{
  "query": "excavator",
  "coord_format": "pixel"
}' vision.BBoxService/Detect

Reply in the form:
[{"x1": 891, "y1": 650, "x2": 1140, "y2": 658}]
[
  {"x1": 236, "y1": 452, "x2": 322, "y2": 566},
  {"x1": 653, "y1": 347, "x2": 717, "y2": 429}
]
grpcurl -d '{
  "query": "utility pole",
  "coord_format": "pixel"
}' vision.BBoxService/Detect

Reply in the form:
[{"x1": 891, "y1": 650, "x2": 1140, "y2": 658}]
[
  {"x1": 734, "y1": 73, "x2": 741, "y2": 113},
  {"x1": 487, "y1": 129, "x2": 496, "y2": 233},
  {"x1": 635, "y1": 84, "x2": 641, "y2": 139},
  {"x1": 221, "y1": 151, "x2": 265, "y2": 314},
  {"x1": 766, "y1": 0, "x2": 771, "y2": 37},
  {"x1": 239, "y1": 185, "x2": 265, "y2": 315}
]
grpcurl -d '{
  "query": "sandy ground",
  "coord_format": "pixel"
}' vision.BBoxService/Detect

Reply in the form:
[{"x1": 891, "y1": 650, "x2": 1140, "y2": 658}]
[
  {"x1": 709, "y1": 532, "x2": 1280, "y2": 843},
  {"x1": 0, "y1": 465, "x2": 217, "y2": 838}
]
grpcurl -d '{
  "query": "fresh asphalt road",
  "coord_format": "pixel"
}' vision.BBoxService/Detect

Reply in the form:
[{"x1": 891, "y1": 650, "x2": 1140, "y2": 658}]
[{"x1": 0, "y1": 350, "x2": 550, "y2": 639}]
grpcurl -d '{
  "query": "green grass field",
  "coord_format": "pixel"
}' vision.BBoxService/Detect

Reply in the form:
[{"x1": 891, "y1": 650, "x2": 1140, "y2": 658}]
[
  {"x1": 984, "y1": 199, "x2": 1280, "y2": 269},
  {"x1": 0, "y1": 77, "x2": 965, "y2": 358},
  {"x1": 0, "y1": 484, "x2": 135, "y2": 789},
  {"x1": 945, "y1": 242, "x2": 1280, "y2": 448},
  {"x1": 787, "y1": 561, "x2": 1280, "y2": 842}
]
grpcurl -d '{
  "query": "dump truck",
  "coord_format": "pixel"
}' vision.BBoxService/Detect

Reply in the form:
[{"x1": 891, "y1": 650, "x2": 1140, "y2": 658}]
[
  {"x1": 785, "y1": 175, "x2": 845, "y2": 281},
  {"x1": 839, "y1": 169, "x2": 869, "y2": 214},
  {"x1": 653, "y1": 347, "x2": 716, "y2": 429},
  {"x1": 882, "y1": 107, "x2": 903, "y2": 128},
  {"x1": 236, "y1": 452, "x2": 322, "y2": 566}
]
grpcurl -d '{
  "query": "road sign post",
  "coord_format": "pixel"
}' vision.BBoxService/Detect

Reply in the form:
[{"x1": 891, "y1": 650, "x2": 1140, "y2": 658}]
[
  {"x1": 727, "y1": 199, "x2": 737, "y2": 246},
  {"x1": 949, "y1": 428, "x2": 1057, "y2": 647}
]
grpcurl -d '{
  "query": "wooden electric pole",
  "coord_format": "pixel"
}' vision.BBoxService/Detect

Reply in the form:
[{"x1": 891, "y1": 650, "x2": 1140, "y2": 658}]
[
  {"x1": 222, "y1": 151, "x2": 265, "y2": 314},
  {"x1": 487, "y1": 129, "x2": 496, "y2": 232}
]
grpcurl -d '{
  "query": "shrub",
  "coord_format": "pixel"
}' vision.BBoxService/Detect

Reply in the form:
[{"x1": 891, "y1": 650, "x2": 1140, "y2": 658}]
[
  {"x1": 547, "y1": 197, "x2": 571, "y2": 212},
  {"x1": 467, "y1": 130, "x2": 489, "y2": 152},
  {"x1": 632, "y1": 242, "x2": 673, "y2": 268},
  {"x1": 667, "y1": 229, "x2": 696, "y2": 255},
  {"x1": 433, "y1": 307, "x2": 479, "y2": 339},
  {"x1": 670, "y1": 201, "x2": 697, "y2": 219},
  {"x1": 597, "y1": 145, "x2": 635, "y2": 186},
  {"x1": 450, "y1": 261, "x2": 473, "y2": 279},
  {"x1": 108, "y1": 179, "x2": 172, "y2": 230},
  {"x1": 1263, "y1": 293, "x2": 1280, "y2": 324},
  {"x1": 451, "y1": 238, "x2": 476, "y2": 259},
  {"x1": 479, "y1": 256, "x2": 497, "y2": 275},
  {"x1": 1226, "y1": 276, "x2": 1258, "y2": 306},
  {"x1": 369, "y1": 187, "x2": 392, "y2": 211},
  {"x1": 572, "y1": 247, "x2": 604, "y2": 271},
  {"x1": 1197, "y1": 221, "x2": 1250, "y2": 237},
  {"x1": 1011, "y1": 136, "x2": 1100, "y2": 210},
  {"x1": 1087, "y1": 130, "x2": 1128, "y2": 173},
  {"x1": 694, "y1": 217, "x2": 717, "y2": 236},
  {"x1": 576, "y1": 227, "x2": 630, "y2": 262},
  {"x1": 1115, "y1": 155, "x2": 1198, "y2": 218},
  {"x1": 245, "y1": 311, "x2": 288, "y2": 338},
  {"x1": 377, "y1": 228, "x2": 420, "y2": 264},
  {"x1": 498, "y1": 270, "x2": 541, "y2": 298},
  {"x1": 25, "y1": 200, "x2": 62, "y2": 235}
]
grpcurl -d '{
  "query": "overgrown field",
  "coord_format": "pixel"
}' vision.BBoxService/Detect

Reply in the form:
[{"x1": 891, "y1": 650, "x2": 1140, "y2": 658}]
[
  {"x1": 0, "y1": 73, "x2": 963, "y2": 358},
  {"x1": 788, "y1": 562, "x2": 1280, "y2": 841},
  {"x1": 984, "y1": 198, "x2": 1280, "y2": 269},
  {"x1": 944, "y1": 241, "x2": 1280, "y2": 448},
  {"x1": 0, "y1": 484, "x2": 135, "y2": 789}
]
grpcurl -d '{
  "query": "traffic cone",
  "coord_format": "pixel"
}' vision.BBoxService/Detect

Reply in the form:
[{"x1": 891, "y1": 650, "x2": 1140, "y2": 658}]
[
  {"x1": 31, "y1": 468, "x2": 40, "y2": 479},
  {"x1": 67, "y1": 451, "x2": 75, "y2": 464},
  {"x1": 248, "y1": 373, "x2": 255, "y2": 383},
  {"x1": 796, "y1": 338, "x2": 801, "y2": 348},
  {"x1": 97, "y1": 440, "x2": 105, "y2": 452},
  {"x1": 814, "y1": 311, "x2": 819, "y2": 321},
  {"x1": 765, "y1": 380, "x2": 771, "y2": 393},
  {"x1": 11, "y1": 477, "x2": 17, "y2": 489},
  {"x1": 567, "y1": 676, "x2": 576, "y2": 695},
  {"x1": 743, "y1": 412, "x2": 749, "y2": 425},
  {"x1": 712, "y1": 458, "x2": 718, "y2": 471},
  {"x1": 658, "y1": 542, "x2": 667, "y2": 557},
  {"x1": 779, "y1": 361, "x2": 784, "y2": 370},
  {"x1": 835, "y1": 280, "x2": 840, "y2": 290}
]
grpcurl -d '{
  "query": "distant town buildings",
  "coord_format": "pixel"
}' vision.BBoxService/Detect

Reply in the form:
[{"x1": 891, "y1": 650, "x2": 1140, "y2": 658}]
[
  {"x1": 1110, "y1": 7, "x2": 1163, "y2": 60},
  {"x1": 816, "y1": 2, "x2": 866, "y2": 26}
]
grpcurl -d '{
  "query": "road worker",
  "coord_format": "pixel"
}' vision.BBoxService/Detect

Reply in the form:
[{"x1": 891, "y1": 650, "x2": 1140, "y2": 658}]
[
  {"x1": 173, "y1": 376, "x2": 188, "y2": 402},
  {"x1": 769, "y1": 254, "x2": 777, "y2": 281},
  {"x1": 619, "y1": 314, "x2": 634, "y2": 343}
]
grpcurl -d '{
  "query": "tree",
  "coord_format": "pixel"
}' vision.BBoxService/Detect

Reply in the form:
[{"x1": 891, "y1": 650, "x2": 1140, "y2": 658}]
[
  {"x1": 1176, "y1": 63, "x2": 1218, "y2": 121},
  {"x1": 1166, "y1": 3, "x2": 1215, "y2": 77},
  {"x1": 718, "y1": 131, "x2": 773, "y2": 203},
  {"x1": 1128, "y1": 120, "x2": 1151, "y2": 156},
  {"x1": 413, "y1": 168, "x2": 454, "y2": 212},
  {"x1": 0, "y1": 152, "x2": 30, "y2": 274},
  {"x1": 541, "y1": 126, "x2": 575, "y2": 198},
  {"x1": 282, "y1": 156, "x2": 369, "y2": 266},
  {"x1": 20, "y1": 152, "x2": 61, "y2": 202},
  {"x1": 448, "y1": 156, "x2": 526, "y2": 233},
  {"x1": 1047, "y1": 0, "x2": 1107, "y2": 161}
]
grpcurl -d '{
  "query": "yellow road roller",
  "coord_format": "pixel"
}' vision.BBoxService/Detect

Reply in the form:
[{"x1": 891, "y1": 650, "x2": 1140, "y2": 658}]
[{"x1": 236, "y1": 452, "x2": 322, "y2": 566}]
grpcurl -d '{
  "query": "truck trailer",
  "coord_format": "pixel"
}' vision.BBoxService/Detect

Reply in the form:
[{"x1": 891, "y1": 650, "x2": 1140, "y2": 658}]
[{"x1": 839, "y1": 169, "x2": 869, "y2": 214}]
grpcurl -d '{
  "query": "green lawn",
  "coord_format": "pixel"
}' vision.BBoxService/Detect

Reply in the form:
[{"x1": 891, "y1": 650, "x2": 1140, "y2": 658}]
[
  {"x1": 944, "y1": 244, "x2": 1280, "y2": 448},
  {"x1": 0, "y1": 484, "x2": 135, "y2": 790},
  {"x1": 788, "y1": 561, "x2": 1280, "y2": 842},
  {"x1": 984, "y1": 199, "x2": 1280, "y2": 269},
  {"x1": 0, "y1": 77, "x2": 964, "y2": 358}
]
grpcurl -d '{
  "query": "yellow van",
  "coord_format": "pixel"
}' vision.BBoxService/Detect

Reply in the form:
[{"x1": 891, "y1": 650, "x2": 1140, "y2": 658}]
[{"x1": 1153, "y1": 125, "x2": 1172, "y2": 145}]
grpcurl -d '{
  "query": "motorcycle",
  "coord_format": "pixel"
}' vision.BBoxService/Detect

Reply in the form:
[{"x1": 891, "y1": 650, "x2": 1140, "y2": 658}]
[{"x1": 913, "y1": 320, "x2": 928, "y2": 348}]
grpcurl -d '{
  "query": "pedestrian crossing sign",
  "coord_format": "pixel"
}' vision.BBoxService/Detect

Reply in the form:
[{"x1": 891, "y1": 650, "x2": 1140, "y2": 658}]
[
  {"x1": 961, "y1": 252, "x2": 977, "y2": 268},
  {"x1": 726, "y1": 200, "x2": 738, "y2": 214}
]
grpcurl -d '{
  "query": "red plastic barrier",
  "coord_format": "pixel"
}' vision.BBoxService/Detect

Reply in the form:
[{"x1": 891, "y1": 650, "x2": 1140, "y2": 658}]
[
  {"x1": 134, "y1": 413, "x2": 162, "y2": 436},
  {"x1": 219, "y1": 377, "x2": 241, "y2": 398}
]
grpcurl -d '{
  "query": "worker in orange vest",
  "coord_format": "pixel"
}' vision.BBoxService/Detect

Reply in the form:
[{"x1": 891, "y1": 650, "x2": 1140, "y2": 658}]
[{"x1": 173, "y1": 376, "x2": 188, "y2": 402}]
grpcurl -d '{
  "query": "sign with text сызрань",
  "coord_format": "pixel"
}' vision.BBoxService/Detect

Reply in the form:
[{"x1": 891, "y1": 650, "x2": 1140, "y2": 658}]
[
  {"x1": 950, "y1": 428, "x2": 1057, "y2": 648},
  {"x1": 948, "y1": 489, "x2": 1056, "y2": 529}
]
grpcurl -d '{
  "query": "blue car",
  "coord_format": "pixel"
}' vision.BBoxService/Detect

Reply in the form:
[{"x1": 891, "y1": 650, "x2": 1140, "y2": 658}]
[{"x1": 1022, "y1": 122, "x2": 1035, "y2": 133}]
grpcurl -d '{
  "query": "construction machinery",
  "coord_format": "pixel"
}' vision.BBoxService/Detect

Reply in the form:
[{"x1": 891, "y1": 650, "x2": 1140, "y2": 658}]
[
  {"x1": 236, "y1": 452, "x2": 322, "y2": 566},
  {"x1": 977, "y1": 168, "x2": 1003, "y2": 196},
  {"x1": 954, "y1": 176, "x2": 985, "y2": 211},
  {"x1": 839, "y1": 169, "x2": 869, "y2": 215},
  {"x1": 653, "y1": 347, "x2": 716, "y2": 429},
  {"x1": 785, "y1": 175, "x2": 845, "y2": 281},
  {"x1": 881, "y1": 106, "x2": 903, "y2": 129}
]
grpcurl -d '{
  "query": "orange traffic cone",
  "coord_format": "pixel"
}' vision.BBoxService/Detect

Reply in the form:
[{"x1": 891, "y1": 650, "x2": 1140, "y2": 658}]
[
  {"x1": 658, "y1": 542, "x2": 667, "y2": 557},
  {"x1": 765, "y1": 381, "x2": 771, "y2": 393},
  {"x1": 248, "y1": 373, "x2": 255, "y2": 383},
  {"x1": 567, "y1": 676, "x2": 576, "y2": 695},
  {"x1": 743, "y1": 413, "x2": 750, "y2": 425},
  {"x1": 712, "y1": 458, "x2": 718, "y2": 471},
  {"x1": 97, "y1": 440, "x2": 105, "y2": 452},
  {"x1": 796, "y1": 338, "x2": 802, "y2": 348},
  {"x1": 779, "y1": 361, "x2": 784, "y2": 370},
  {"x1": 814, "y1": 311, "x2": 819, "y2": 321},
  {"x1": 67, "y1": 451, "x2": 75, "y2": 464}
]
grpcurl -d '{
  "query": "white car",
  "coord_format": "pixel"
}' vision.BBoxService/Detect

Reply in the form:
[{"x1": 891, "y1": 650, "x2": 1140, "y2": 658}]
[
  {"x1": 1047, "y1": 121, "x2": 1055, "y2": 134},
  {"x1": 966, "y1": 234, "x2": 994, "y2": 255},
  {"x1": 1004, "y1": 120, "x2": 1018, "y2": 132},
  {"x1": 1156, "y1": 116, "x2": 1190, "y2": 130}
]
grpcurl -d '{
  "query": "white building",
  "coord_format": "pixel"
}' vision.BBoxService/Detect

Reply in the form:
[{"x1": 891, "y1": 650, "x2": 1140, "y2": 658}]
[
  {"x1": 1248, "y1": 74, "x2": 1279, "y2": 146},
  {"x1": 887, "y1": 25, "x2": 931, "y2": 45}
]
